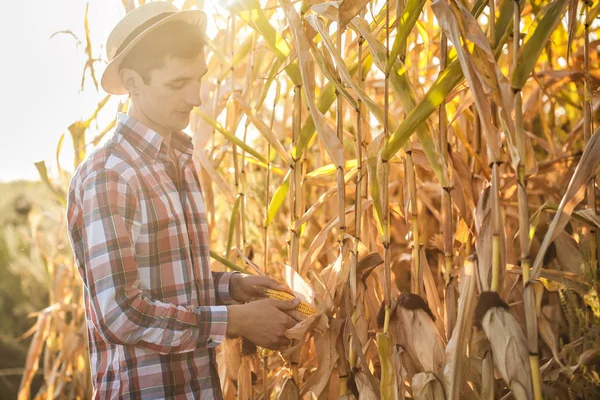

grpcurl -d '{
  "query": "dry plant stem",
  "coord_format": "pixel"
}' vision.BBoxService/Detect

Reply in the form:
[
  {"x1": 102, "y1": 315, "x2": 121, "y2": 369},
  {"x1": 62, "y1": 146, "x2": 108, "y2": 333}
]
[
  {"x1": 240, "y1": 126, "x2": 247, "y2": 249},
  {"x1": 263, "y1": 81, "x2": 279, "y2": 274},
  {"x1": 290, "y1": 85, "x2": 301, "y2": 273},
  {"x1": 261, "y1": 82, "x2": 278, "y2": 400},
  {"x1": 336, "y1": 26, "x2": 347, "y2": 244},
  {"x1": 512, "y1": 1, "x2": 540, "y2": 398},
  {"x1": 406, "y1": 152, "x2": 421, "y2": 296},
  {"x1": 439, "y1": 32, "x2": 453, "y2": 285},
  {"x1": 392, "y1": 0, "x2": 420, "y2": 298},
  {"x1": 239, "y1": 35, "x2": 257, "y2": 251},
  {"x1": 491, "y1": 163, "x2": 501, "y2": 292},
  {"x1": 289, "y1": 84, "x2": 301, "y2": 386},
  {"x1": 584, "y1": 0, "x2": 598, "y2": 268},
  {"x1": 335, "y1": 24, "x2": 350, "y2": 397},
  {"x1": 490, "y1": 0, "x2": 501, "y2": 294},
  {"x1": 228, "y1": 15, "x2": 242, "y2": 264},
  {"x1": 382, "y1": 0, "x2": 392, "y2": 333},
  {"x1": 348, "y1": 33, "x2": 365, "y2": 372}
]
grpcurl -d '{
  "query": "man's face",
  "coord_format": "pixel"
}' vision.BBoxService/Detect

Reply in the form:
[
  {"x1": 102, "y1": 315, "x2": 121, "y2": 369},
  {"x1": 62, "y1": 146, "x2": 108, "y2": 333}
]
[{"x1": 135, "y1": 52, "x2": 208, "y2": 132}]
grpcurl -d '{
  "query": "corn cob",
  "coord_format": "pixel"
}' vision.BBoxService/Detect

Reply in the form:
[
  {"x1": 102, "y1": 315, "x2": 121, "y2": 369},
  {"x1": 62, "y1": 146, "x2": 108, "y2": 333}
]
[{"x1": 253, "y1": 285, "x2": 316, "y2": 317}]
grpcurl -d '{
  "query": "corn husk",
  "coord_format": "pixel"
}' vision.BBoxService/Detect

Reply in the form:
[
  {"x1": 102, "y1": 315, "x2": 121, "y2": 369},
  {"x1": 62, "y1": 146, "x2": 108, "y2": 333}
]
[
  {"x1": 353, "y1": 370, "x2": 379, "y2": 400},
  {"x1": 380, "y1": 293, "x2": 445, "y2": 379},
  {"x1": 474, "y1": 291, "x2": 533, "y2": 400},
  {"x1": 412, "y1": 372, "x2": 446, "y2": 400}
]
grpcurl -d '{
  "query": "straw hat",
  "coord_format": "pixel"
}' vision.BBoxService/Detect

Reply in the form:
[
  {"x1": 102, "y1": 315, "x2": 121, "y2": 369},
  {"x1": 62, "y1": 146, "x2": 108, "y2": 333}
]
[{"x1": 101, "y1": 1, "x2": 207, "y2": 95}]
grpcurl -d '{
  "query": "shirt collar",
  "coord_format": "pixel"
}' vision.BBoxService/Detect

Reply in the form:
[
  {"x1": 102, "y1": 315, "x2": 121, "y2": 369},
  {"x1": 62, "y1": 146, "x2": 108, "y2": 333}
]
[{"x1": 115, "y1": 113, "x2": 194, "y2": 159}]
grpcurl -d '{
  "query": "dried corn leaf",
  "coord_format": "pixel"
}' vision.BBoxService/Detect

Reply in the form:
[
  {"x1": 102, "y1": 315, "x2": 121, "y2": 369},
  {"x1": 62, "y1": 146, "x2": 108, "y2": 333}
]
[
  {"x1": 554, "y1": 231, "x2": 584, "y2": 274},
  {"x1": 278, "y1": 377, "x2": 300, "y2": 400},
  {"x1": 232, "y1": 94, "x2": 291, "y2": 165},
  {"x1": 237, "y1": 357, "x2": 253, "y2": 400},
  {"x1": 531, "y1": 128, "x2": 600, "y2": 279},
  {"x1": 280, "y1": 0, "x2": 345, "y2": 168},
  {"x1": 222, "y1": 337, "x2": 242, "y2": 382},
  {"x1": 18, "y1": 313, "x2": 51, "y2": 400},
  {"x1": 421, "y1": 250, "x2": 445, "y2": 340},
  {"x1": 300, "y1": 318, "x2": 343, "y2": 398},
  {"x1": 338, "y1": 0, "x2": 370, "y2": 28},
  {"x1": 431, "y1": 0, "x2": 501, "y2": 162}
]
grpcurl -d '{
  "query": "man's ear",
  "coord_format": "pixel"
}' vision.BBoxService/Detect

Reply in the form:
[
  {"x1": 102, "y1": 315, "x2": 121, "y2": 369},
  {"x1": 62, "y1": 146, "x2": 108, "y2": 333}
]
[{"x1": 120, "y1": 68, "x2": 144, "y2": 95}]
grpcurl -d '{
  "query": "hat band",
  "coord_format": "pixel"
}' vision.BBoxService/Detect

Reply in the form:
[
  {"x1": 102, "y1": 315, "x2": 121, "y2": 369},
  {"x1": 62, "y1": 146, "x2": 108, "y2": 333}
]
[{"x1": 114, "y1": 11, "x2": 176, "y2": 58}]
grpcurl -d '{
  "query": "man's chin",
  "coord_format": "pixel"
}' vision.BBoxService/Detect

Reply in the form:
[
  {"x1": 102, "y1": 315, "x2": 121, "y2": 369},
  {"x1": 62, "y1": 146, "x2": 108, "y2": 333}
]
[{"x1": 173, "y1": 116, "x2": 191, "y2": 131}]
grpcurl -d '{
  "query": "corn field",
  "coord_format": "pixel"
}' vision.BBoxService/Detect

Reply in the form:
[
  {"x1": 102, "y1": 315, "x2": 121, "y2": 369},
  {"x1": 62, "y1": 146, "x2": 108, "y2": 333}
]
[{"x1": 7, "y1": 0, "x2": 600, "y2": 398}]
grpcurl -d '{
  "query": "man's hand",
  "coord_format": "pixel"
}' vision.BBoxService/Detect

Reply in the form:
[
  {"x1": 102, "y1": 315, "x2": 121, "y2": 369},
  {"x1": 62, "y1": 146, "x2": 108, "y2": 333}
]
[
  {"x1": 229, "y1": 274, "x2": 295, "y2": 303},
  {"x1": 226, "y1": 298, "x2": 299, "y2": 350}
]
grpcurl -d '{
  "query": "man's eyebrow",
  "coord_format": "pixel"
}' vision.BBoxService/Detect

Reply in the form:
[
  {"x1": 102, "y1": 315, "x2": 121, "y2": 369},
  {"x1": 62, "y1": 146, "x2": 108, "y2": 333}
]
[{"x1": 168, "y1": 69, "x2": 208, "y2": 83}]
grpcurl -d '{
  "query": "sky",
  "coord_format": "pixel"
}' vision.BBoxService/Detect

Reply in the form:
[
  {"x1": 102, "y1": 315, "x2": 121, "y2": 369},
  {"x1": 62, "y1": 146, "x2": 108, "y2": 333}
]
[
  {"x1": 0, "y1": 0, "x2": 126, "y2": 182},
  {"x1": 0, "y1": 0, "x2": 227, "y2": 182}
]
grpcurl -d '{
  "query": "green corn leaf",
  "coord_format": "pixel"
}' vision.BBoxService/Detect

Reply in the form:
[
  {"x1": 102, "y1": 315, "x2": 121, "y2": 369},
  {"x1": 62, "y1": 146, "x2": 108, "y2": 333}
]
[
  {"x1": 367, "y1": 135, "x2": 387, "y2": 240},
  {"x1": 294, "y1": 58, "x2": 369, "y2": 161},
  {"x1": 264, "y1": 169, "x2": 291, "y2": 227},
  {"x1": 386, "y1": 0, "x2": 427, "y2": 73},
  {"x1": 382, "y1": 60, "x2": 463, "y2": 161},
  {"x1": 225, "y1": 194, "x2": 243, "y2": 259},
  {"x1": 309, "y1": 14, "x2": 396, "y2": 133},
  {"x1": 226, "y1": 0, "x2": 302, "y2": 85},
  {"x1": 210, "y1": 250, "x2": 251, "y2": 274},
  {"x1": 354, "y1": 17, "x2": 449, "y2": 186},
  {"x1": 306, "y1": 159, "x2": 358, "y2": 180},
  {"x1": 194, "y1": 109, "x2": 267, "y2": 164},
  {"x1": 233, "y1": 94, "x2": 292, "y2": 166},
  {"x1": 511, "y1": 0, "x2": 569, "y2": 90},
  {"x1": 381, "y1": 0, "x2": 506, "y2": 162}
]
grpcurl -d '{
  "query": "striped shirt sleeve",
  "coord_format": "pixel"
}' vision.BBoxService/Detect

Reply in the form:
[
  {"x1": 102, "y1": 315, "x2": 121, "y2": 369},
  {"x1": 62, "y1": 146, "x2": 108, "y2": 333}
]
[{"x1": 77, "y1": 168, "x2": 229, "y2": 354}]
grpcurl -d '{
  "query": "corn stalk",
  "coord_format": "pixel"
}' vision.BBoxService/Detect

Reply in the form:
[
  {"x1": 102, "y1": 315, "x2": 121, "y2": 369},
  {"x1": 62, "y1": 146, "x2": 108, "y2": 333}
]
[{"x1": 584, "y1": 0, "x2": 598, "y2": 269}]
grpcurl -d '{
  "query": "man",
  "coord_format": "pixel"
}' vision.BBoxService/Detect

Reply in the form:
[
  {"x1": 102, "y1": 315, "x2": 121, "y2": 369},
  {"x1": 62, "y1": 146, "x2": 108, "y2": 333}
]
[{"x1": 66, "y1": 2, "x2": 299, "y2": 399}]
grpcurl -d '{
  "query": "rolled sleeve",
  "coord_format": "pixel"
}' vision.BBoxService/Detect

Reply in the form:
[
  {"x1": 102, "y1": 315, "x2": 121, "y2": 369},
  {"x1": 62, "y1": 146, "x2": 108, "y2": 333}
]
[{"x1": 213, "y1": 272, "x2": 241, "y2": 305}]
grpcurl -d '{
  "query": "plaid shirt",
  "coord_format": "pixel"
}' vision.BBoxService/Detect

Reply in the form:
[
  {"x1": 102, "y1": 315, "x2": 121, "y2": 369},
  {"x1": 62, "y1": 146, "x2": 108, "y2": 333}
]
[{"x1": 67, "y1": 113, "x2": 236, "y2": 399}]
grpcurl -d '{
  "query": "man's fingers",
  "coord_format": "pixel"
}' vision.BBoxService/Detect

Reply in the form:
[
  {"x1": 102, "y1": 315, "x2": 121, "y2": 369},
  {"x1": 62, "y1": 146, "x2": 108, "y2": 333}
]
[
  {"x1": 285, "y1": 316, "x2": 297, "y2": 329},
  {"x1": 278, "y1": 337, "x2": 291, "y2": 348}
]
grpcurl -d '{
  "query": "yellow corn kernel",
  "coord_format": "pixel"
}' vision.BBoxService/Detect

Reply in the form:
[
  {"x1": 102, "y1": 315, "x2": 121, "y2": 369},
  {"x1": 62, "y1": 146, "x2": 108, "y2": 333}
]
[{"x1": 253, "y1": 285, "x2": 316, "y2": 317}]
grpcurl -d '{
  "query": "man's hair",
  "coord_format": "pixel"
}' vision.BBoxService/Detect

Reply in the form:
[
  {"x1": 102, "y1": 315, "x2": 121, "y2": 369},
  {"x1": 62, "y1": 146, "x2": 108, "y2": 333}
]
[{"x1": 119, "y1": 20, "x2": 205, "y2": 83}]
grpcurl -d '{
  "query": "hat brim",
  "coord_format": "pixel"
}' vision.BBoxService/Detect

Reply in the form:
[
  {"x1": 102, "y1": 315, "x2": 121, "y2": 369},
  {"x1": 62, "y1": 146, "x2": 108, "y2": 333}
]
[{"x1": 101, "y1": 9, "x2": 207, "y2": 95}]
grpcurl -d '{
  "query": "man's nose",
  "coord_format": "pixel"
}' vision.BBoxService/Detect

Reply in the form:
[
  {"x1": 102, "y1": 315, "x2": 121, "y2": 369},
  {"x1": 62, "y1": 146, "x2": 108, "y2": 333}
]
[{"x1": 186, "y1": 82, "x2": 202, "y2": 108}]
